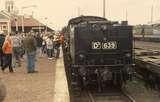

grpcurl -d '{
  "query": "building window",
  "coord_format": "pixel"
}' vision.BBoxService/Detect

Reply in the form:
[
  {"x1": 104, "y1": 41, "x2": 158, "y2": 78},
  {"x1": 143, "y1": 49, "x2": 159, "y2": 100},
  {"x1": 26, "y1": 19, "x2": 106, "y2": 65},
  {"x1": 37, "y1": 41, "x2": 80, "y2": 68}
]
[{"x1": 3, "y1": 26, "x2": 7, "y2": 30}]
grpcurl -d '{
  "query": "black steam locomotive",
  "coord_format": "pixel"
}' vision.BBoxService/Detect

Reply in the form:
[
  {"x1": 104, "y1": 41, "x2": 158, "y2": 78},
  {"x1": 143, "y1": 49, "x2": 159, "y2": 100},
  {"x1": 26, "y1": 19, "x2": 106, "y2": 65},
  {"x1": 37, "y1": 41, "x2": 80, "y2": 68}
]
[{"x1": 63, "y1": 16, "x2": 134, "y2": 92}]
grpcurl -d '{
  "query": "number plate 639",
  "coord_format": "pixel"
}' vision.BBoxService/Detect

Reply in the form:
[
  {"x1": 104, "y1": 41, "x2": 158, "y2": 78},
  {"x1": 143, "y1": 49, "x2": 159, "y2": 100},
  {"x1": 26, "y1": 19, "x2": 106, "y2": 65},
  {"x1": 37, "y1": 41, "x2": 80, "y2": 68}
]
[{"x1": 92, "y1": 41, "x2": 117, "y2": 50}]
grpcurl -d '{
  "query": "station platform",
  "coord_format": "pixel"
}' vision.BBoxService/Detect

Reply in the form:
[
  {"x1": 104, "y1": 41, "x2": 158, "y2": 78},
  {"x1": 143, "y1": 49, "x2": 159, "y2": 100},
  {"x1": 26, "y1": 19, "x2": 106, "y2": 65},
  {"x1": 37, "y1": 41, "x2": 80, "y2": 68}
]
[{"x1": 0, "y1": 50, "x2": 70, "y2": 102}]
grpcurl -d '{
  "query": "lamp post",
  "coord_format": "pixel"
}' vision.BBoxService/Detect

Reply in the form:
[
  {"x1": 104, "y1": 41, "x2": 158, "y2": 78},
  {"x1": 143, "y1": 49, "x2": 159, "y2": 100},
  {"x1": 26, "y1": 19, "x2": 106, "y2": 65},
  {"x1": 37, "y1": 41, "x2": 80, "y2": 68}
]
[
  {"x1": 15, "y1": 18, "x2": 18, "y2": 32},
  {"x1": 37, "y1": 17, "x2": 49, "y2": 34},
  {"x1": 36, "y1": 17, "x2": 42, "y2": 33},
  {"x1": 44, "y1": 17, "x2": 48, "y2": 33},
  {"x1": 36, "y1": 17, "x2": 43, "y2": 34},
  {"x1": 39, "y1": 22, "x2": 42, "y2": 34},
  {"x1": 21, "y1": 5, "x2": 36, "y2": 33}
]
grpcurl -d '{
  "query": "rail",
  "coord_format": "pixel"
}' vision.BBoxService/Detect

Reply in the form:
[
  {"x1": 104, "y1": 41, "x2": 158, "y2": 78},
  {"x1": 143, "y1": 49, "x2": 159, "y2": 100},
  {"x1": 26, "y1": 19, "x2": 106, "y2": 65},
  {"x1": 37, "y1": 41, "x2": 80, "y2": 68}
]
[
  {"x1": 86, "y1": 89, "x2": 136, "y2": 102},
  {"x1": 121, "y1": 89, "x2": 136, "y2": 102}
]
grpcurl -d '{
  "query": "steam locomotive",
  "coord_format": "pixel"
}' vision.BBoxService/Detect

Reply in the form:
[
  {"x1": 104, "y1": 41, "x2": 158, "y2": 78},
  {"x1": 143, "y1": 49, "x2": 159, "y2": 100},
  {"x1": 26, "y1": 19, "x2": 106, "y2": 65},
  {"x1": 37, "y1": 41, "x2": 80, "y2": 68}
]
[{"x1": 63, "y1": 16, "x2": 134, "y2": 92}]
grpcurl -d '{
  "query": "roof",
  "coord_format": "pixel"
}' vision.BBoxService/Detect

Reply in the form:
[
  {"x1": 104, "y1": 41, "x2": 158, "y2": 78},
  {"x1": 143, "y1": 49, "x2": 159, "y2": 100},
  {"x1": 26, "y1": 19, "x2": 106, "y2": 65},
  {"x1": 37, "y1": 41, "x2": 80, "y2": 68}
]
[
  {"x1": 0, "y1": 11, "x2": 10, "y2": 20},
  {"x1": 68, "y1": 16, "x2": 108, "y2": 25},
  {"x1": 11, "y1": 17, "x2": 44, "y2": 27},
  {"x1": 0, "y1": 14, "x2": 7, "y2": 19}
]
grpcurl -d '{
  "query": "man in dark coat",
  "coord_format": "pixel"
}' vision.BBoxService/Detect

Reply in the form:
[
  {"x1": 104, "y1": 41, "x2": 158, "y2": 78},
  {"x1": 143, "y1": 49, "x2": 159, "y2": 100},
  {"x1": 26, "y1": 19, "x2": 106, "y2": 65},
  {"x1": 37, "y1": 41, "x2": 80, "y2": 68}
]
[
  {"x1": 0, "y1": 31, "x2": 5, "y2": 68},
  {"x1": 24, "y1": 33, "x2": 37, "y2": 73}
]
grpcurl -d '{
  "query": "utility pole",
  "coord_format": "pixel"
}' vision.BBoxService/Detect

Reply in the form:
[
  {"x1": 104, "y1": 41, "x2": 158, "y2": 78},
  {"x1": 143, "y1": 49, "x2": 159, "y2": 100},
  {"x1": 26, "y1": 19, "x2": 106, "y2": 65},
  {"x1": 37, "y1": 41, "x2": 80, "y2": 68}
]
[
  {"x1": 21, "y1": 10, "x2": 24, "y2": 33},
  {"x1": 151, "y1": 5, "x2": 153, "y2": 24},
  {"x1": 151, "y1": 5, "x2": 154, "y2": 35},
  {"x1": 103, "y1": 0, "x2": 106, "y2": 18},
  {"x1": 21, "y1": 5, "x2": 36, "y2": 33},
  {"x1": 15, "y1": 18, "x2": 18, "y2": 32}
]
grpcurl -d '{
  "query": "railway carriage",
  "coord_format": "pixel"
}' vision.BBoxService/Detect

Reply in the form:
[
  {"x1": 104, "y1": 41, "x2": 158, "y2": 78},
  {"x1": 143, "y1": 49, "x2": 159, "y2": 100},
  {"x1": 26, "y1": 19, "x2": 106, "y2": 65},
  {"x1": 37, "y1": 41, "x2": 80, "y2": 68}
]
[{"x1": 63, "y1": 16, "x2": 134, "y2": 92}]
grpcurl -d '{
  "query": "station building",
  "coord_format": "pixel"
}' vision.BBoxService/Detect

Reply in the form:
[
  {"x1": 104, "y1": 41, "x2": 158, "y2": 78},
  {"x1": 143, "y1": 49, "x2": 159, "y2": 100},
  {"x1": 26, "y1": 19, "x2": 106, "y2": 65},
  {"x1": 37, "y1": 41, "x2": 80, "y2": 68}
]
[
  {"x1": 11, "y1": 16, "x2": 54, "y2": 33},
  {"x1": 0, "y1": 0, "x2": 54, "y2": 34},
  {"x1": 0, "y1": 11, "x2": 11, "y2": 35}
]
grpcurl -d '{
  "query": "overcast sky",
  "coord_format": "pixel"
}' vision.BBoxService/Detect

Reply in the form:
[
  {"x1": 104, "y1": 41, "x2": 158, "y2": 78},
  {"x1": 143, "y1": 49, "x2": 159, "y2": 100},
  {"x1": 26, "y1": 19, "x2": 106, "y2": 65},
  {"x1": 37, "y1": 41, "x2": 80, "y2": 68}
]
[{"x1": 0, "y1": 0, "x2": 160, "y2": 30}]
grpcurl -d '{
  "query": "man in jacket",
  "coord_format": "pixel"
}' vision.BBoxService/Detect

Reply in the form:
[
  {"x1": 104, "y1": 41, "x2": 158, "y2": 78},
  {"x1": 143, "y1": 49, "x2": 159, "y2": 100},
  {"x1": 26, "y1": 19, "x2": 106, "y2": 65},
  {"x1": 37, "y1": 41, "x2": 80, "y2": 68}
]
[
  {"x1": 0, "y1": 31, "x2": 5, "y2": 68},
  {"x1": 24, "y1": 33, "x2": 37, "y2": 73}
]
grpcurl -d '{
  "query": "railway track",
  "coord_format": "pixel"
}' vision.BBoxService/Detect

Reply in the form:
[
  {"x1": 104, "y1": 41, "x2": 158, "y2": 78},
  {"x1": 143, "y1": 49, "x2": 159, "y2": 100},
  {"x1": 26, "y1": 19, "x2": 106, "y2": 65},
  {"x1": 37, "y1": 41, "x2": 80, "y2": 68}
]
[
  {"x1": 87, "y1": 88, "x2": 136, "y2": 102},
  {"x1": 71, "y1": 87, "x2": 136, "y2": 102},
  {"x1": 134, "y1": 41, "x2": 160, "y2": 90}
]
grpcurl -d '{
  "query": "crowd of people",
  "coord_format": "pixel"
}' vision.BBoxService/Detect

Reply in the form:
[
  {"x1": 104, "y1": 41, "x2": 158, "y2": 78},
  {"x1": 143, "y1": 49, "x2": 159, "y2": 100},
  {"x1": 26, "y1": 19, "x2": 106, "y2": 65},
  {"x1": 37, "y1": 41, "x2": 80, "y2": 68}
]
[{"x1": 0, "y1": 30, "x2": 64, "y2": 73}]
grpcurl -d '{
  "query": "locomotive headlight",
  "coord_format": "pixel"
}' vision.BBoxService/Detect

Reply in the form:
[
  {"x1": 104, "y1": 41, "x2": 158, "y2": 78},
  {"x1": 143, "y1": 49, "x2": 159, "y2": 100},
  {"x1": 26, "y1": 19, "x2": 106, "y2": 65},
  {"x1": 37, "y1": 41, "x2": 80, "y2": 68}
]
[{"x1": 126, "y1": 53, "x2": 131, "y2": 57}]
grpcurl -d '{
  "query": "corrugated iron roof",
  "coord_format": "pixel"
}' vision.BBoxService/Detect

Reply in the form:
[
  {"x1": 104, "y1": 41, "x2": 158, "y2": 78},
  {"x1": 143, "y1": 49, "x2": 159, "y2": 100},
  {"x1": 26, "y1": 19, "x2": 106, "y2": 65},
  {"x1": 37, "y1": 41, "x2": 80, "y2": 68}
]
[{"x1": 11, "y1": 17, "x2": 44, "y2": 27}]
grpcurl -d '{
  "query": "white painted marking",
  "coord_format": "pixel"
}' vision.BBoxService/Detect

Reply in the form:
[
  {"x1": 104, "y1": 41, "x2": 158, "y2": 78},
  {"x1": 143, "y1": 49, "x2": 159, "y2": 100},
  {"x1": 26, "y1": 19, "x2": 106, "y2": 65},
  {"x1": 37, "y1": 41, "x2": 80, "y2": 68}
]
[{"x1": 53, "y1": 48, "x2": 70, "y2": 102}]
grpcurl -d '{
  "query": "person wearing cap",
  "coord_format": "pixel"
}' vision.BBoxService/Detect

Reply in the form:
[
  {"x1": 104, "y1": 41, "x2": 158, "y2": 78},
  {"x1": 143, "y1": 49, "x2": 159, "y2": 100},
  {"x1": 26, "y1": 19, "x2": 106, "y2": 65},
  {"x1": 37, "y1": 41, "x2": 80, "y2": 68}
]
[{"x1": 0, "y1": 31, "x2": 5, "y2": 69}]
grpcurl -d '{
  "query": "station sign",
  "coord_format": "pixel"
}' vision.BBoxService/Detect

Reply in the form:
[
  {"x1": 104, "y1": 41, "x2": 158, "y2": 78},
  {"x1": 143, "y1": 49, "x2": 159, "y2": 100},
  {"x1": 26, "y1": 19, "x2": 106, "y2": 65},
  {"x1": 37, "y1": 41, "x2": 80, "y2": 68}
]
[{"x1": 32, "y1": 26, "x2": 45, "y2": 30}]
